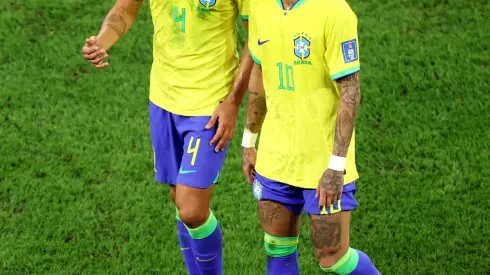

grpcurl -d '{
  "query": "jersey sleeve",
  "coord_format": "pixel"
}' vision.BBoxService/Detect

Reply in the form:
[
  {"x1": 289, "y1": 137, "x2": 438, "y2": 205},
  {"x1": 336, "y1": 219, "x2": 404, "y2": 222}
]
[
  {"x1": 324, "y1": 2, "x2": 360, "y2": 80},
  {"x1": 247, "y1": 0, "x2": 261, "y2": 65},
  {"x1": 235, "y1": 0, "x2": 250, "y2": 20}
]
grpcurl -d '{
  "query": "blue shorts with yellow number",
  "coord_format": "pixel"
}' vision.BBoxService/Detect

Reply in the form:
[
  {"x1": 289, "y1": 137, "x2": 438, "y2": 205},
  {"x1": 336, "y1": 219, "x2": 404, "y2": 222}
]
[
  {"x1": 149, "y1": 101, "x2": 228, "y2": 188},
  {"x1": 252, "y1": 172, "x2": 359, "y2": 215}
]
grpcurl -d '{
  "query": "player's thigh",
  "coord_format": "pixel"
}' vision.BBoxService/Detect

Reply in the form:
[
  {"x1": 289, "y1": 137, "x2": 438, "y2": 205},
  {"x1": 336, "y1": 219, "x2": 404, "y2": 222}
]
[
  {"x1": 174, "y1": 115, "x2": 227, "y2": 227},
  {"x1": 303, "y1": 182, "x2": 358, "y2": 260},
  {"x1": 176, "y1": 115, "x2": 228, "y2": 189},
  {"x1": 149, "y1": 101, "x2": 183, "y2": 185},
  {"x1": 309, "y1": 212, "x2": 351, "y2": 261},
  {"x1": 252, "y1": 173, "x2": 303, "y2": 237}
]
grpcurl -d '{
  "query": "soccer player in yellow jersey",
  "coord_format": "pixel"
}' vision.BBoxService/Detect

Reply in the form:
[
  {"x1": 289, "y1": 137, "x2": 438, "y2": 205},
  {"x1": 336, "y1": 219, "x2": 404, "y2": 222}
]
[
  {"x1": 81, "y1": 0, "x2": 253, "y2": 274},
  {"x1": 242, "y1": 0, "x2": 381, "y2": 274}
]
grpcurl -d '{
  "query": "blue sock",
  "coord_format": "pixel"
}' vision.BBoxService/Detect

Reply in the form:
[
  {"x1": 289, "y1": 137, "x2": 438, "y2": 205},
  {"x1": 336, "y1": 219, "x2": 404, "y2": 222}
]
[
  {"x1": 267, "y1": 251, "x2": 300, "y2": 275},
  {"x1": 349, "y1": 250, "x2": 380, "y2": 275},
  {"x1": 320, "y1": 248, "x2": 380, "y2": 275},
  {"x1": 176, "y1": 216, "x2": 200, "y2": 275},
  {"x1": 186, "y1": 211, "x2": 223, "y2": 275},
  {"x1": 264, "y1": 233, "x2": 300, "y2": 275}
]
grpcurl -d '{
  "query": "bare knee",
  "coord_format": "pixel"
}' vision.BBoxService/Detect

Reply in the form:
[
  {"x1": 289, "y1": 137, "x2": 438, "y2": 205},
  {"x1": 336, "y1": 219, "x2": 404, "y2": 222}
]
[
  {"x1": 175, "y1": 184, "x2": 213, "y2": 228},
  {"x1": 177, "y1": 206, "x2": 209, "y2": 228}
]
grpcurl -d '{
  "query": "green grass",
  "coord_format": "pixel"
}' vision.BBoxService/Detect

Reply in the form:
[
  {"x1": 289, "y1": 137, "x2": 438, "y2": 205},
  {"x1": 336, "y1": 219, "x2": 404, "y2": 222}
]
[{"x1": 1, "y1": 0, "x2": 489, "y2": 274}]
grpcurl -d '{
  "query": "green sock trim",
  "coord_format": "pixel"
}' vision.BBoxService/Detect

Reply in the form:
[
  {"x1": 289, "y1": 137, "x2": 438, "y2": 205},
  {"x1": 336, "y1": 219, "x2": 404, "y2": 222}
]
[
  {"x1": 320, "y1": 248, "x2": 359, "y2": 274},
  {"x1": 175, "y1": 208, "x2": 181, "y2": 221},
  {"x1": 185, "y1": 211, "x2": 218, "y2": 240},
  {"x1": 264, "y1": 232, "x2": 299, "y2": 258}
]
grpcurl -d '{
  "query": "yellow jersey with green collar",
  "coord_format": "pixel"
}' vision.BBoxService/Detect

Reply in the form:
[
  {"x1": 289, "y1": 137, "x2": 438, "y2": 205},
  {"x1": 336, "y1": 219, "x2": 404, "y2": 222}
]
[
  {"x1": 149, "y1": 0, "x2": 249, "y2": 116},
  {"x1": 249, "y1": 0, "x2": 360, "y2": 189}
]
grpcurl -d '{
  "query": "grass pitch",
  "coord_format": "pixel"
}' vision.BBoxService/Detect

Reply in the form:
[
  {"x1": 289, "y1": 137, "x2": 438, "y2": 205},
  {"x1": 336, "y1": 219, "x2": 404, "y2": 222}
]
[{"x1": 1, "y1": 0, "x2": 489, "y2": 274}]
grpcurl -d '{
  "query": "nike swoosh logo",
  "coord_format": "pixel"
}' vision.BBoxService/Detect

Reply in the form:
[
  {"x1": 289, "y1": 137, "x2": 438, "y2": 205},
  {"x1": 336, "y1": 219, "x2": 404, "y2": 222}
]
[
  {"x1": 179, "y1": 167, "x2": 197, "y2": 174},
  {"x1": 258, "y1": 39, "x2": 270, "y2": 46},
  {"x1": 196, "y1": 255, "x2": 217, "y2": 262},
  {"x1": 181, "y1": 247, "x2": 190, "y2": 251}
]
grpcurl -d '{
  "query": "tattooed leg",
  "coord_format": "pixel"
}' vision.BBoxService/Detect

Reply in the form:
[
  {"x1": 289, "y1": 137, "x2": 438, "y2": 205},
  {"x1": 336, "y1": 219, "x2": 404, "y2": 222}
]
[
  {"x1": 258, "y1": 200, "x2": 301, "y2": 275},
  {"x1": 258, "y1": 200, "x2": 300, "y2": 235},
  {"x1": 310, "y1": 211, "x2": 380, "y2": 274},
  {"x1": 310, "y1": 211, "x2": 351, "y2": 268}
]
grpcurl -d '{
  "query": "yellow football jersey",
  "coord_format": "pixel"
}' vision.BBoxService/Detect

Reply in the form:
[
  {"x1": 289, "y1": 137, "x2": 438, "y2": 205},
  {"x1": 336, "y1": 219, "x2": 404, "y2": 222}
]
[
  {"x1": 249, "y1": 0, "x2": 360, "y2": 189},
  {"x1": 149, "y1": 0, "x2": 249, "y2": 116}
]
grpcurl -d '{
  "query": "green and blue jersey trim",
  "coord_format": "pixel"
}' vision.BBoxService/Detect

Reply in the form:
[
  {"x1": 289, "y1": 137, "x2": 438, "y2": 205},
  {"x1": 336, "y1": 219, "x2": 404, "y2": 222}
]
[
  {"x1": 331, "y1": 65, "x2": 360, "y2": 80},
  {"x1": 276, "y1": 0, "x2": 306, "y2": 10},
  {"x1": 249, "y1": 48, "x2": 261, "y2": 65},
  {"x1": 241, "y1": 15, "x2": 249, "y2": 20}
]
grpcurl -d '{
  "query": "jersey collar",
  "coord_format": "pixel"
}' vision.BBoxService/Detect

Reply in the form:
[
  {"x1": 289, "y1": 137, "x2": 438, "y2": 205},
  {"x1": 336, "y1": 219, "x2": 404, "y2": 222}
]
[{"x1": 276, "y1": 0, "x2": 306, "y2": 10}]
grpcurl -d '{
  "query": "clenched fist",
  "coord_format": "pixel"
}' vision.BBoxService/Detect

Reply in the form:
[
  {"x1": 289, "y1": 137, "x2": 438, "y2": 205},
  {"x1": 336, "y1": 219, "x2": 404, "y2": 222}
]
[{"x1": 82, "y1": 36, "x2": 109, "y2": 69}]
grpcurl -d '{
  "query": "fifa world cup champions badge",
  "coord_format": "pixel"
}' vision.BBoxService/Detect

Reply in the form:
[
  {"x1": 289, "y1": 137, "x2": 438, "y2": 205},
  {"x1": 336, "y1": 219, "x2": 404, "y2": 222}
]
[
  {"x1": 341, "y1": 39, "x2": 358, "y2": 63},
  {"x1": 293, "y1": 32, "x2": 313, "y2": 66}
]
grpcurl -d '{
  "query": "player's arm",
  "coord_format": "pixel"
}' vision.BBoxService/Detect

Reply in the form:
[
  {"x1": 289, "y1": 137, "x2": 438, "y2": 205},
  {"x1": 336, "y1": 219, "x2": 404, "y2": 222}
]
[
  {"x1": 241, "y1": 64, "x2": 266, "y2": 184},
  {"x1": 226, "y1": 20, "x2": 254, "y2": 107},
  {"x1": 317, "y1": 3, "x2": 360, "y2": 207},
  {"x1": 82, "y1": 0, "x2": 143, "y2": 68},
  {"x1": 96, "y1": 0, "x2": 144, "y2": 50},
  {"x1": 245, "y1": 64, "x2": 267, "y2": 134},
  {"x1": 226, "y1": 0, "x2": 254, "y2": 106},
  {"x1": 332, "y1": 72, "x2": 360, "y2": 157},
  {"x1": 206, "y1": 2, "x2": 254, "y2": 151},
  {"x1": 327, "y1": 6, "x2": 360, "y2": 160}
]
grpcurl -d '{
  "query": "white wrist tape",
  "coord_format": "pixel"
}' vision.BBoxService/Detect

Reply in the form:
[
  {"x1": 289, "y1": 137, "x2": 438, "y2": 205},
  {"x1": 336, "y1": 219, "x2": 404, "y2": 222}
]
[
  {"x1": 328, "y1": 155, "x2": 346, "y2": 172},
  {"x1": 241, "y1": 128, "x2": 258, "y2": 148}
]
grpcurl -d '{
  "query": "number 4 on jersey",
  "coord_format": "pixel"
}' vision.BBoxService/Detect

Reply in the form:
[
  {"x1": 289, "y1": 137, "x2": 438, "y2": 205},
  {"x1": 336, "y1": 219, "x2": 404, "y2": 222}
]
[{"x1": 173, "y1": 6, "x2": 186, "y2": 33}]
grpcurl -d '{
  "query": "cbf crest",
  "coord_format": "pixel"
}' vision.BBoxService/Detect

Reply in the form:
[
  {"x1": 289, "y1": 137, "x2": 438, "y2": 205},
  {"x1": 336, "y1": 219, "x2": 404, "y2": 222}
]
[
  {"x1": 293, "y1": 33, "x2": 312, "y2": 65},
  {"x1": 199, "y1": 0, "x2": 216, "y2": 8},
  {"x1": 252, "y1": 179, "x2": 263, "y2": 200}
]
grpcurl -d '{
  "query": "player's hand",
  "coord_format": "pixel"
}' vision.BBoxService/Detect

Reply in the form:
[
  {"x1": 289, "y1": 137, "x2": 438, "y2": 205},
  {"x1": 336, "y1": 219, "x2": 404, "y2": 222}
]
[
  {"x1": 242, "y1": 147, "x2": 257, "y2": 184},
  {"x1": 316, "y1": 169, "x2": 344, "y2": 208},
  {"x1": 206, "y1": 99, "x2": 239, "y2": 152},
  {"x1": 82, "y1": 36, "x2": 109, "y2": 69}
]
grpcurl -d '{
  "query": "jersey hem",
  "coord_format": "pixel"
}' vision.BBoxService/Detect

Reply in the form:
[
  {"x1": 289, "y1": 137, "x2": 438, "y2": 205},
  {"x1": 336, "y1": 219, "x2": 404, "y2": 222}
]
[
  {"x1": 249, "y1": 48, "x2": 261, "y2": 65},
  {"x1": 331, "y1": 65, "x2": 360, "y2": 80},
  {"x1": 241, "y1": 15, "x2": 249, "y2": 20},
  {"x1": 149, "y1": 97, "x2": 215, "y2": 117},
  {"x1": 255, "y1": 168, "x2": 359, "y2": 189}
]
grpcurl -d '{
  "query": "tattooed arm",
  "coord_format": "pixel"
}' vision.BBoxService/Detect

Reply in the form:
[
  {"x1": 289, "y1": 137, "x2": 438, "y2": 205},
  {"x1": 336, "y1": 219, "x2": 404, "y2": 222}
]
[
  {"x1": 333, "y1": 72, "x2": 360, "y2": 156},
  {"x1": 242, "y1": 64, "x2": 267, "y2": 184},
  {"x1": 82, "y1": 0, "x2": 143, "y2": 68},
  {"x1": 246, "y1": 64, "x2": 267, "y2": 133},
  {"x1": 96, "y1": 0, "x2": 144, "y2": 51},
  {"x1": 317, "y1": 72, "x2": 360, "y2": 208}
]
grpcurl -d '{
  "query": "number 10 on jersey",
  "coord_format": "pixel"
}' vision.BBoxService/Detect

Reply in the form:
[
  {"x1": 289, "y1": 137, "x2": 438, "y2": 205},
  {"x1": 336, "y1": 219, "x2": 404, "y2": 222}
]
[
  {"x1": 277, "y1": 62, "x2": 295, "y2": 91},
  {"x1": 174, "y1": 6, "x2": 186, "y2": 33}
]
